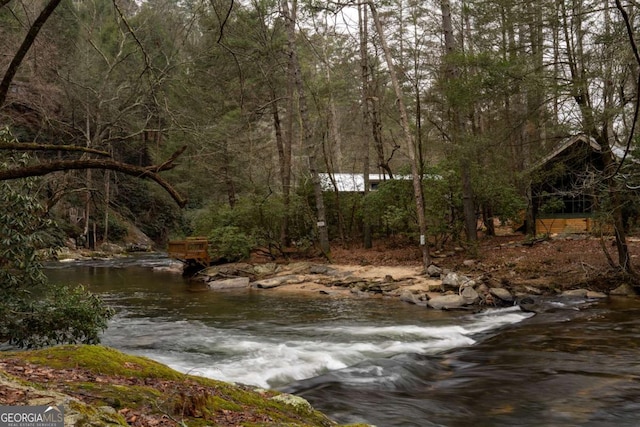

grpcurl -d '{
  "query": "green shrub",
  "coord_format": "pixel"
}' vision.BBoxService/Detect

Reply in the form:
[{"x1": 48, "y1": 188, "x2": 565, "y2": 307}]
[
  {"x1": 189, "y1": 193, "x2": 315, "y2": 255},
  {"x1": 0, "y1": 129, "x2": 114, "y2": 348},
  {"x1": 96, "y1": 215, "x2": 128, "y2": 242},
  {"x1": 208, "y1": 226, "x2": 253, "y2": 262}
]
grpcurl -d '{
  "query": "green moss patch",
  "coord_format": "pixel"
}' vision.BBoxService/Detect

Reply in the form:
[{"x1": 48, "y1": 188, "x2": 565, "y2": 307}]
[
  {"x1": 0, "y1": 345, "x2": 360, "y2": 426},
  {"x1": 67, "y1": 382, "x2": 163, "y2": 410},
  {"x1": 2, "y1": 345, "x2": 184, "y2": 380}
]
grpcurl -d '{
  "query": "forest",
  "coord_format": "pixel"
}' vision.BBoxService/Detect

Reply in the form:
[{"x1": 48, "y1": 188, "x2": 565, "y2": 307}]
[{"x1": 2, "y1": 0, "x2": 640, "y2": 276}]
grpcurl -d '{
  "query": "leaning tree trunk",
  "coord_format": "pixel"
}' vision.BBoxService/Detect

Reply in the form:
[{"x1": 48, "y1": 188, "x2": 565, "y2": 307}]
[
  {"x1": 281, "y1": 0, "x2": 330, "y2": 256},
  {"x1": 369, "y1": 1, "x2": 430, "y2": 270},
  {"x1": 359, "y1": 2, "x2": 372, "y2": 249}
]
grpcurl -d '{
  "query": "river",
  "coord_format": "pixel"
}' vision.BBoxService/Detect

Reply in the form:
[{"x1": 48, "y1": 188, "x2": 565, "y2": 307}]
[{"x1": 45, "y1": 255, "x2": 640, "y2": 426}]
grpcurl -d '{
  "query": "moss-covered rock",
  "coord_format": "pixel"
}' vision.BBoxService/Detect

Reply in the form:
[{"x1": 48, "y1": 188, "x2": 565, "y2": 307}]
[{"x1": 0, "y1": 345, "x2": 372, "y2": 427}]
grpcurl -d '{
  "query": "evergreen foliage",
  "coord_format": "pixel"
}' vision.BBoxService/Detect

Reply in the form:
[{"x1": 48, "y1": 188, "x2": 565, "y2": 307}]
[
  {"x1": 0, "y1": 130, "x2": 114, "y2": 348},
  {"x1": 3, "y1": 0, "x2": 640, "y2": 271}
]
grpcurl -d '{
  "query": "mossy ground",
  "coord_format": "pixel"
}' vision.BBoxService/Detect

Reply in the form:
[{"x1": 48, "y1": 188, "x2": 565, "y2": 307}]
[{"x1": 0, "y1": 345, "x2": 365, "y2": 427}]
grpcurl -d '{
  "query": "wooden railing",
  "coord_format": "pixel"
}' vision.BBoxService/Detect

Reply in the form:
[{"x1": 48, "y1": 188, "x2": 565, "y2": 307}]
[{"x1": 167, "y1": 237, "x2": 210, "y2": 266}]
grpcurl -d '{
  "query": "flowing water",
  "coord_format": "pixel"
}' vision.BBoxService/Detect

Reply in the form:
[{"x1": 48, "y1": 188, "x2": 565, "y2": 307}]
[{"x1": 45, "y1": 255, "x2": 640, "y2": 426}]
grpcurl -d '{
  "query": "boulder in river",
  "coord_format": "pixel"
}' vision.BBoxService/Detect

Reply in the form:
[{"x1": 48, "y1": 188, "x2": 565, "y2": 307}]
[
  {"x1": 561, "y1": 289, "x2": 589, "y2": 298},
  {"x1": 428, "y1": 294, "x2": 467, "y2": 310}
]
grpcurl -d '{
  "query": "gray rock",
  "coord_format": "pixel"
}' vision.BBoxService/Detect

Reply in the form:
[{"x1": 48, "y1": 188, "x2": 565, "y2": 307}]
[
  {"x1": 310, "y1": 265, "x2": 331, "y2": 274},
  {"x1": 460, "y1": 286, "x2": 479, "y2": 304},
  {"x1": 490, "y1": 287, "x2": 514, "y2": 302},
  {"x1": 524, "y1": 285, "x2": 543, "y2": 295},
  {"x1": 426, "y1": 264, "x2": 443, "y2": 278},
  {"x1": 462, "y1": 259, "x2": 476, "y2": 267},
  {"x1": 586, "y1": 291, "x2": 607, "y2": 299},
  {"x1": 252, "y1": 263, "x2": 278, "y2": 276},
  {"x1": 203, "y1": 263, "x2": 254, "y2": 278},
  {"x1": 610, "y1": 283, "x2": 636, "y2": 296},
  {"x1": 252, "y1": 274, "x2": 305, "y2": 289},
  {"x1": 518, "y1": 297, "x2": 539, "y2": 313},
  {"x1": 207, "y1": 277, "x2": 250, "y2": 290},
  {"x1": 400, "y1": 291, "x2": 420, "y2": 304},
  {"x1": 461, "y1": 279, "x2": 476, "y2": 289},
  {"x1": 441, "y1": 272, "x2": 471, "y2": 292},
  {"x1": 329, "y1": 276, "x2": 365, "y2": 287},
  {"x1": 100, "y1": 242, "x2": 123, "y2": 253},
  {"x1": 561, "y1": 289, "x2": 589, "y2": 298},
  {"x1": 367, "y1": 282, "x2": 400, "y2": 293},
  {"x1": 428, "y1": 294, "x2": 467, "y2": 310}
]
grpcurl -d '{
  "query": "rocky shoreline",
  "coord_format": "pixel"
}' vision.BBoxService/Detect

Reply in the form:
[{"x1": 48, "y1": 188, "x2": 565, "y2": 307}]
[
  {"x1": 192, "y1": 261, "x2": 638, "y2": 313},
  {"x1": 49, "y1": 238, "x2": 640, "y2": 312}
]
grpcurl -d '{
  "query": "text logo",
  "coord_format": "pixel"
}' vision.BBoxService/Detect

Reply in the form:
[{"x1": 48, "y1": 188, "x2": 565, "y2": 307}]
[{"x1": 0, "y1": 405, "x2": 64, "y2": 427}]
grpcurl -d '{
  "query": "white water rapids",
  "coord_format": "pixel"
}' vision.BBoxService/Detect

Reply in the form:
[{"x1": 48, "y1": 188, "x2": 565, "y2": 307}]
[
  {"x1": 49, "y1": 258, "x2": 640, "y2": 426},
  {"x1": 102, "y1": 304, "x2": 531, "y2": 389}
]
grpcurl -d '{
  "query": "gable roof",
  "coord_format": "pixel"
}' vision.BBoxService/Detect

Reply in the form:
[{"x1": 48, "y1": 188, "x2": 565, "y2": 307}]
[{"x1": 530, "y1": 134, "x2": 601, "y2": 171}]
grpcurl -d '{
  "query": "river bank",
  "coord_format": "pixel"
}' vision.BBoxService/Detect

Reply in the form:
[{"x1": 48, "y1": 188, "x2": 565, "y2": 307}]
[
  {"x1": 191, "y1": 233, "x2": 640, "y2": 311},
  {"x1": 53, "y1": 233, "x2": 640, "y2": 309},
  {"x1": 29, "y1": 236, "x2": 640, "y2": 426},
  {"x1": 0, "y1": 345, "x2": 366, "y2": 427}
]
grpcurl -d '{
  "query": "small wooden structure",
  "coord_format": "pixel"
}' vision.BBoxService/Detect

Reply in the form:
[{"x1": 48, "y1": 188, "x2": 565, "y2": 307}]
[
  {"x1": 530, "y1": 135, "x2": 604, "y2": 235},
  {"x1": 167, "y1": 237, "x2": 210, "y2": 267}
]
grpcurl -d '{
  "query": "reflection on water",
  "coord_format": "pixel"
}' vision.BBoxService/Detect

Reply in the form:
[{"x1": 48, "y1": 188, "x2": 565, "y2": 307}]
[{"x1": 45, "y1": 256, "x2": 640, "y2": 426}]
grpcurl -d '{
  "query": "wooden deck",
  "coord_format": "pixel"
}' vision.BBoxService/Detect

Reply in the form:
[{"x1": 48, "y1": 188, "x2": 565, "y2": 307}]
[{"x1": 167, "y1": 237, "x2": 211, "y2": 266}]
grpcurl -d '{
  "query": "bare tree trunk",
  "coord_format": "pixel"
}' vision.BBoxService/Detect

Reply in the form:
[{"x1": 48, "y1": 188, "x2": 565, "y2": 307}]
[
  {"x1": 83, "y1": 114, "x2": 92, "y2": 242},
  {"x1": 369, "y1": 1, "x2": 430, "y2": 270},
  {"x1": 281, "y1": 0, "x2": 330, "y2": 256},
  {"x1": 322, "y1": 141, "x2": 346, "y2": 243},
  {"x1": 222, "y1": 143, "x2": 236, "y2": 208},
  {"x1": 271, "y1": 93, "x2": 291, "y2": 247},
  {"x1": 359, "y1": 2, "x2": 372, "y2": 249},
  {"x1": 103, "y1": 170, "x2": 110, "y2": 243},
  {"x1": 370, "y1": 95, "x2": 393, "y2": 178}
]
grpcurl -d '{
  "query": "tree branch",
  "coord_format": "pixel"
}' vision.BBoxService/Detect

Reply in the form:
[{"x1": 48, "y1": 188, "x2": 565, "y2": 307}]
[
  {"x1": 0, "y1": 0, "x2": 63, "y2": 107},
  {"x1": 0, "y1": 141, "x2": 111, "y2": 156},
  {"x1": 112, "y1": 0, "x2": 152, "y2": 75},
  {"x1": 145, "y1": 145, "x2": 187, "y2": 172},
  {"x1": 0, "y1": 149, "x2": 188, "y2": 207}
]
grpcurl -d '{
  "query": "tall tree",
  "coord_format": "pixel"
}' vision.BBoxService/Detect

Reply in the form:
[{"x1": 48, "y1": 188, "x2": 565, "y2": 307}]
[
  {"x1": 440, "y1": 0, "x2": 477, "y2": 246},
  {"x1": 359, "y1": 1, "x2": 372, "y2": 249},
  {"x1": 281, "y1": 0, "x2": 330, "y2": 256},
  {"x1": 369, "y1": 0, "x2": 431, "y2": 270}
]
